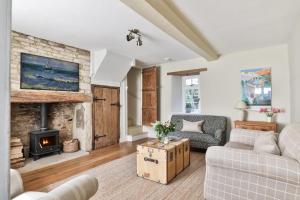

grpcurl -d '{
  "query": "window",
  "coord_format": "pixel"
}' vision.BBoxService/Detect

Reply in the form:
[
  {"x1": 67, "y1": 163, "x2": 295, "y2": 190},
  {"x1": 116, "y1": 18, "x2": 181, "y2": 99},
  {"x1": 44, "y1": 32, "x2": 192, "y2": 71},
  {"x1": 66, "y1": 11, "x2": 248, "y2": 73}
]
[{"x1": 182, "y1": 76, "x2": 200, "y2": 113}]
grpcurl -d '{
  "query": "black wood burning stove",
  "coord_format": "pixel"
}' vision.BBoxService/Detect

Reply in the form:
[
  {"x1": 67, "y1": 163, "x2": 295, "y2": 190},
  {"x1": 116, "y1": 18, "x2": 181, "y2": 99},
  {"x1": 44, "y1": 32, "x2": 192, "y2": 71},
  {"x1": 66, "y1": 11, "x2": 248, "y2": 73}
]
[{"x1": 30, "y1": 103, "x2": 60, "y2": 160}]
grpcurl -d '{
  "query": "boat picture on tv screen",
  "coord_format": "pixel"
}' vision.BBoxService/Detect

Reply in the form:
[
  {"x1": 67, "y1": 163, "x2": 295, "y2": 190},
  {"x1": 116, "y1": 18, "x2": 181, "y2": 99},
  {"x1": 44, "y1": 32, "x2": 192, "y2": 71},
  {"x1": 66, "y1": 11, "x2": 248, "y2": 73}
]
[{"x1": 20, "y1": 53, "x2": 79, "y2": 92}]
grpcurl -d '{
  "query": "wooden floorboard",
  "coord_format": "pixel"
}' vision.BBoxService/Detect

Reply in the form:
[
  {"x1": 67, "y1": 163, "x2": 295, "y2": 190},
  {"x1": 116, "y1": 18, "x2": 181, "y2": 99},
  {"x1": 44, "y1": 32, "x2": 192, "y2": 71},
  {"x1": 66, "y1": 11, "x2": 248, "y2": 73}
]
[{"x1": 21, "y1": 138, "x2": 149, "y2": 191}]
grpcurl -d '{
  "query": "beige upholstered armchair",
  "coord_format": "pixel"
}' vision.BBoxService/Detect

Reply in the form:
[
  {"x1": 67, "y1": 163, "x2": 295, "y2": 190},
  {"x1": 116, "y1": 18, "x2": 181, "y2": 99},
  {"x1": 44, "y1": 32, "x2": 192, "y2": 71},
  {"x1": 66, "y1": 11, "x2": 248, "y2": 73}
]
[
  {"x1": 204, "y1": 125, "x2": 300, "y2": 200},
  {"x1": 10, "y1": 169, "x2": 98, "y2": 200}
]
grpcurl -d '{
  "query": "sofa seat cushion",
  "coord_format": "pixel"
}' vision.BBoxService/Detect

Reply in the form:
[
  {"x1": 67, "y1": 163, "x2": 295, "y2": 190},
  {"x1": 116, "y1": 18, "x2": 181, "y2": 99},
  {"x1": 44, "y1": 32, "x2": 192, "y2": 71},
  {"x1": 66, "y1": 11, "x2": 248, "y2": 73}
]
[
  {"x1": 225, "y1": 142, "x2": 253, "y2": 150},
  {"x1": 169, "y1": 131, "x2": 220, "y2": 147},
  {"x1": 207, "y1": 146, "x2": 300, "y2": 186}
]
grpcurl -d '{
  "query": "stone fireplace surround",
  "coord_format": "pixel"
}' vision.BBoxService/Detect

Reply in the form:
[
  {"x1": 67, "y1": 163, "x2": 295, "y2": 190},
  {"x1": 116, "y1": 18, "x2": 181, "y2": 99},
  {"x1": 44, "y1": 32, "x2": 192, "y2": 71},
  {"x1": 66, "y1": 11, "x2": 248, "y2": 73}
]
[
  {"x1": 11, "y1": 103, "x2": 74, "y2": 147},
  {"x1": 10, "y1": 31, "x2": 93, "y2": 152}
]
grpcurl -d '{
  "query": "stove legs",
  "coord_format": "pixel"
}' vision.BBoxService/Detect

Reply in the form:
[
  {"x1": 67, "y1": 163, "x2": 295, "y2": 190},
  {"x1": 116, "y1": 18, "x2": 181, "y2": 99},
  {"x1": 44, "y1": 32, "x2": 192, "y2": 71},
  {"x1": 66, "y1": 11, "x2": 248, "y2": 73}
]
[{"x1": 33, "y1": 155, "x2": 39, "y2": 161}]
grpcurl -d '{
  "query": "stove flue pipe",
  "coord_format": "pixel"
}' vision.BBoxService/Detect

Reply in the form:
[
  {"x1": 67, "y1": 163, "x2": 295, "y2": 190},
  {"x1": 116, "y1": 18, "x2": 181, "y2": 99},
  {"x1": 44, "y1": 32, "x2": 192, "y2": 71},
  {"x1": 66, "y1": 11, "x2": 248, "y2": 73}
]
[{"x1": 40, "y1": 103, "x2": 48, "y2": 131}]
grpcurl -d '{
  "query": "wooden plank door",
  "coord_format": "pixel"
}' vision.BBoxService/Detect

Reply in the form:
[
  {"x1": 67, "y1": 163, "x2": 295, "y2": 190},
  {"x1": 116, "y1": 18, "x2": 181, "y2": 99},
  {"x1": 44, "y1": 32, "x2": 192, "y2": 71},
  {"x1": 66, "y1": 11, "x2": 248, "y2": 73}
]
[
  {"x1": 92, "y1": 86, "x2": 120, "y2": 149},
  {"x1": 142, "y1": 67, "x2": 158, "y2": 125},
  {"x1": 110, "y1": 88, "x2": 120, "y2": 144}
]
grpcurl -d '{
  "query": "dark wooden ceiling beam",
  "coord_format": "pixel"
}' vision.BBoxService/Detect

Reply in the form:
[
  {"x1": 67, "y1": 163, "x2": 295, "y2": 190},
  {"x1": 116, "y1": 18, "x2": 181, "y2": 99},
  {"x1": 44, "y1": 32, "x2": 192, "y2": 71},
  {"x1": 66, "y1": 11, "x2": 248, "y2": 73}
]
[{"x1": 167, "y1": 68, "x2": 207, "y2": 76}]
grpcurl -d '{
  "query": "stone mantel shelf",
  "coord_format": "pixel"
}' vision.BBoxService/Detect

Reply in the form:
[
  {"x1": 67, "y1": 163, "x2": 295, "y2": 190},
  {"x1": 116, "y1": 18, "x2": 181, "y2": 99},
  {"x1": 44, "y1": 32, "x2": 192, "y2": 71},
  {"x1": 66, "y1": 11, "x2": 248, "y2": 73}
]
[{"x1": 11, "y1": 90, "x2": 92, "y2": 103}]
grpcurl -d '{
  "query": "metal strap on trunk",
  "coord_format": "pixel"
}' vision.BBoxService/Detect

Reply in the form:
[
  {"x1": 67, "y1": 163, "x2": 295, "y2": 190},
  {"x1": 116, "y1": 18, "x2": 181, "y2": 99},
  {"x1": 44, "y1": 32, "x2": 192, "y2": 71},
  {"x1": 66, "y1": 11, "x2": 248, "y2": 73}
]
[{"x1": 144, "y1": 157, "x2": 159, "y2": 164}]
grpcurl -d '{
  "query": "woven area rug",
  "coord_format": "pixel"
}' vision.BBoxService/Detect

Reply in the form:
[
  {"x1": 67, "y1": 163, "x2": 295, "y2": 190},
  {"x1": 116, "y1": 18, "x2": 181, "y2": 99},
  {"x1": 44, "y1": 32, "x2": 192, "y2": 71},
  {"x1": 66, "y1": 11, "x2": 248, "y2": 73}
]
[{"x1": 43, "y1": 152, "x2": 206, "y2": 200}]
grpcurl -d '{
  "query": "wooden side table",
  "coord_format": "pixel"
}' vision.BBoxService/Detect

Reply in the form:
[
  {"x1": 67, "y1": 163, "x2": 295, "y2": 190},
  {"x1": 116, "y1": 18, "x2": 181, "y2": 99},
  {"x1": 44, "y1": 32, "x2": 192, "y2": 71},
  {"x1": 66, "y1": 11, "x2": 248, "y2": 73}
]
[{"x1": 234, "y1": 121, "x2": 277, "y2": 132}]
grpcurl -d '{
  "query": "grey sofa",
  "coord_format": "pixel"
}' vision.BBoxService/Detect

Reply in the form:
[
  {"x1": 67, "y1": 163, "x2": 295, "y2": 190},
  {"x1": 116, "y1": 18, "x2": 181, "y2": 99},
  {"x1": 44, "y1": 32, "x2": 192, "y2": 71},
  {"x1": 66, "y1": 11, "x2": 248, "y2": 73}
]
[{"x1": 168, "y1": 114, "x2": 227, "y2": 149}]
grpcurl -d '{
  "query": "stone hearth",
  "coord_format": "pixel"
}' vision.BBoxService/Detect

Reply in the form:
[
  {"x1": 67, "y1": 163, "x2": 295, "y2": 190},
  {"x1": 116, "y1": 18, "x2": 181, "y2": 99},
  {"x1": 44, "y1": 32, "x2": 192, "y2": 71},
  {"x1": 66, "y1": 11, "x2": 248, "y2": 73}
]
[{"x1": 18, "y1": 150, "x2": 89, "y2": 173}]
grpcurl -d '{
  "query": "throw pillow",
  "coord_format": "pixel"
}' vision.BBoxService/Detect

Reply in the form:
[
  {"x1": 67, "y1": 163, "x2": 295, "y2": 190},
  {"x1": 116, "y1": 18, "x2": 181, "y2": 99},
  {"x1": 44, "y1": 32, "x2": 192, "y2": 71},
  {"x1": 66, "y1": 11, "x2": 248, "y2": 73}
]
[
  {"x1": 254, "y1": 133, "x2": 280, "y2": 155},
  {"x1": 278, "y1": 124, "x2": 300, "y2": 163},
  {"x1": 181, "y1": 119, "x2": 204, "y2": 133}
]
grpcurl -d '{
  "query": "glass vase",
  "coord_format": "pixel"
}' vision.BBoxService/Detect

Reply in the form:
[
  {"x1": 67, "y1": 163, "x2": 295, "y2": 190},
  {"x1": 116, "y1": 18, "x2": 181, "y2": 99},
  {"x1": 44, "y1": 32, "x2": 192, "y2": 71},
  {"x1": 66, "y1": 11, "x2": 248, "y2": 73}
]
[
  {"x1": 159, "y1": 136, "x2": 165, "y2": 143},
  {"x1": 156, "y1": 131, "x2": 164, "y2": 143},
  {"x1": 266, "y1": 116, "x2": 273, "y2": 122}
]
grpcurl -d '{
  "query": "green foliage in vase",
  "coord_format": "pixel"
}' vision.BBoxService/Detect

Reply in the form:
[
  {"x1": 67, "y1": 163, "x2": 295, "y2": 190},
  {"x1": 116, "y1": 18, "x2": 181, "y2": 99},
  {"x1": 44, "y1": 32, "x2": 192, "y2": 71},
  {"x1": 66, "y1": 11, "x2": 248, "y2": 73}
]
[{"x1": 153, "y1": 121, "x2": 176, "y2": 141}]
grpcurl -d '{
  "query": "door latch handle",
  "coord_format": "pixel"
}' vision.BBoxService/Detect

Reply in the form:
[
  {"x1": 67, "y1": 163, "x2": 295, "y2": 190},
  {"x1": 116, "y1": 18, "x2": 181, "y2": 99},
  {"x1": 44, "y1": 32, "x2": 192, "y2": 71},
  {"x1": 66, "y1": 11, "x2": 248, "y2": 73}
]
[
  {"x1": 95, "y1": 134, "x2": 106, "y2": 140},
  {"x1": 93, "y1": 97, "x2": 106, "y2": 101},
  {"x1": 110, "y1": 103, "x2": 121, "y2": 107}
]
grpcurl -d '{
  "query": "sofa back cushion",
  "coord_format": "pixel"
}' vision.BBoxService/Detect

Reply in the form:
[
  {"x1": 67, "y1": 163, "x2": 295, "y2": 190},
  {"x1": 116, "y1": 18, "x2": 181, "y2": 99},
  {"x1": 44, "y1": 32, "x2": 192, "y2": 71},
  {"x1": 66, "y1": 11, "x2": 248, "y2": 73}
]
[
  {"x1": 279, "y1": 124, "x2": 300, "y2": 162},
  {"x1": 254, "y1": 133, "x2": 280, "y2": 155},
  {"x1": 181, "y1": 119, "x2": 204, "y2": 133},
  {"x1": 230, "y1": 128, "x2": 274, "y2": 146},
  {"x1": 170, "y1": 115, "x2": 227, "y2": 136}
]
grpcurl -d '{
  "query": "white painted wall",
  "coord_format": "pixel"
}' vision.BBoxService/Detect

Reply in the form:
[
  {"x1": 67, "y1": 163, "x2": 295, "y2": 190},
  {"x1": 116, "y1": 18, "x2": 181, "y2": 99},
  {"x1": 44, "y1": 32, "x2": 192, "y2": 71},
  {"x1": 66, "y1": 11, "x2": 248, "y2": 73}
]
[
  {"x1": 0, "y1": 0, "x2": 11, "y2": 198},
  {"x1": 91, "y1": 49, "x2": 133, "y2": 87},
  {"x1": 171, "y1": 76, "x2": 183, "y2": 113},
  {"x1": 159, "y1": 45, "x2": 291, "y2": 131},
  {"x1": 288, "y1": 17, "x2": 300, "y2": 123},
  {"x1": 127, "y1": 67, "x2": 142, "y2": 126},
  {"x1": 73, "y1": 103, "x2": 93, "y2": 151},
  {"x1": 120, "y1": 78, "x2": 128, "y2": 142},
  {"x1": 90, "y1": 49, "x2": 106, "y2": 76}
]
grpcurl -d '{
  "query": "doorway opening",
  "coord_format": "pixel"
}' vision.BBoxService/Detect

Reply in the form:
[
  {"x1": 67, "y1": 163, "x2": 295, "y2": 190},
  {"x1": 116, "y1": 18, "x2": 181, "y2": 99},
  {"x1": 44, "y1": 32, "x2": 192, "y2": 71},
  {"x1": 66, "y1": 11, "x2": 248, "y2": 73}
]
[{"x1": 127, "y1": 67, "x2": 143, "y2": 138}]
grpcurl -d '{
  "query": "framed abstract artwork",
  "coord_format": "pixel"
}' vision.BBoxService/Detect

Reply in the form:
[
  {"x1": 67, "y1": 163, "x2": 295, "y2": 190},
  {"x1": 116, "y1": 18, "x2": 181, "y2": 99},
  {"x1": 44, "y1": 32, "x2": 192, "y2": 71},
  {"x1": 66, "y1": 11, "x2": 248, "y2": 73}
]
[
  {"x1": 20, "y1": 53, "x2": 79, "y2": 92},
  {"x1": 241, "y1": 68, "x2": 272, "y2": 106}
]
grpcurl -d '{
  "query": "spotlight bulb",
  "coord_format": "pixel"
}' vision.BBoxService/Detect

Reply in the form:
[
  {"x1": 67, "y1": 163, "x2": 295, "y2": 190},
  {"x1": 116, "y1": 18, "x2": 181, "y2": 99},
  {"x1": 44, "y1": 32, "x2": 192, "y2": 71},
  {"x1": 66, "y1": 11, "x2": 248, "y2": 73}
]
[
  {"x1": 126, "y1": 33, "x2": 134, "y2": 41},
  {"x1": 137, "y1": 36, "x2": 143, "y2": 46}
]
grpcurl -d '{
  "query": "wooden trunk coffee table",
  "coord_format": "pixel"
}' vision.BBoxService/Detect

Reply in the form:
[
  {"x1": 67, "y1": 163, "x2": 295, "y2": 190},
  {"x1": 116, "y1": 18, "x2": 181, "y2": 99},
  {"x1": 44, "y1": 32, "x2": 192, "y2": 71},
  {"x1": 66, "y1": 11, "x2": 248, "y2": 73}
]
[{"x1": 136, "y1": 138, "x2": 190, "y2": 184}]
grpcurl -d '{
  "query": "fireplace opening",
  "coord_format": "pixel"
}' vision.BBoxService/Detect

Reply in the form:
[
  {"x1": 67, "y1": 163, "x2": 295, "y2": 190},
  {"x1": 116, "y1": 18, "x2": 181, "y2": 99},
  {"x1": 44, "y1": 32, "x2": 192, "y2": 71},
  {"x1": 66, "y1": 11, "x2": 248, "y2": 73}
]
[
  {"x1": 30, "y1": 103, "x2": 61, "y2": 160},
  {"x1": 40, "y1": 136, "x2": 56, "y2": 147}
]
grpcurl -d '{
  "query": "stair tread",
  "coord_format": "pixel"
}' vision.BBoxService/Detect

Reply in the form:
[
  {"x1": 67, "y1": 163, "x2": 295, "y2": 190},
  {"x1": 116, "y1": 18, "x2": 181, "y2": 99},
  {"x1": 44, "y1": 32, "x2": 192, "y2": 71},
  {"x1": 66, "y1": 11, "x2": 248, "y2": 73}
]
[{"x1": 128, "y1": 125, "x2": 144, "y2": 136}]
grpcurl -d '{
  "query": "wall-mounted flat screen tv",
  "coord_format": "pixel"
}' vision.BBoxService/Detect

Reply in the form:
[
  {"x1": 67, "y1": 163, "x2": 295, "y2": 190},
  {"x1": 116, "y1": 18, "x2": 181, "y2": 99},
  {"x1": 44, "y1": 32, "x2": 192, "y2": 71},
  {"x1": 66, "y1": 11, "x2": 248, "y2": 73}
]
[{"x1": 20, "y1": 53, "x2": 79, "y2": 92}]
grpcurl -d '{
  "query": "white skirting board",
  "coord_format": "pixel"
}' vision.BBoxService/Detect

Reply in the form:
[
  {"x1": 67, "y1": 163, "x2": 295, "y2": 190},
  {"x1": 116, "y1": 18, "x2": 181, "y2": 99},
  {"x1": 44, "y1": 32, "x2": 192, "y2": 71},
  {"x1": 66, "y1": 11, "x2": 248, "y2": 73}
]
[
  {"x1": 126, "y1": 133, "x2": 148, "y2": 141},
  {"x1": 119, "y1": 137, "x2": 128, "y2": 143},
  {"x1": 120, "y1": 125, "x2": 157, "y2": 142}
]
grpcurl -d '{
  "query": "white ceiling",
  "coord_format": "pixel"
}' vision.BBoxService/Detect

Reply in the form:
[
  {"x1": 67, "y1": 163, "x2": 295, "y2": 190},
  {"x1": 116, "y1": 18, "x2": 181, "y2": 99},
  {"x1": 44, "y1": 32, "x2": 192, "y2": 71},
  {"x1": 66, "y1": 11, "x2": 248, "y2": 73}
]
[
  {"x1": 171, "y1": 0, "x2": 300, "y2": 54},
  {"x1": 12, "y1": 0, "x2": 300, "y2": 64},
  {"x1": 12, "y1": 0, "x2": 198, "y2": 65}
]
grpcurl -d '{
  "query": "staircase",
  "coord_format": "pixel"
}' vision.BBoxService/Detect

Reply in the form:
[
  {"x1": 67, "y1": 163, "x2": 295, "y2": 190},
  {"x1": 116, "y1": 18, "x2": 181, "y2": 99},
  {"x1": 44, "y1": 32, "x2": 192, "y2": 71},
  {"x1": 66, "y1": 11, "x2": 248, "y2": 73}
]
[
  {"x1": 127, "y1": 118, "x2": 147, "y2": 141},
  {"x1": 126, "y1": 67, "x2": 145, "y2": 141},
  {"x1": 128, "y1": 117, "x2": 143, "y2": 136},
  {"x1": 128, "y1": 125, "x2": 143, "y2": 136}
]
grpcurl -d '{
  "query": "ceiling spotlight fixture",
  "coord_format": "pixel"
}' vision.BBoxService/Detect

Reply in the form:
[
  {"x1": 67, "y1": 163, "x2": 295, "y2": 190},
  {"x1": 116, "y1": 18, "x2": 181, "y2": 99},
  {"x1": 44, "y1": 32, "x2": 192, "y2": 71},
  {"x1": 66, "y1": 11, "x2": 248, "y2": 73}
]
[
  {"x1": 126, "y1": 29, "x2": 143, "y2": 46},
  {"x1": 137, "y1": 36, "x2": 142, "y2": 46}
]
